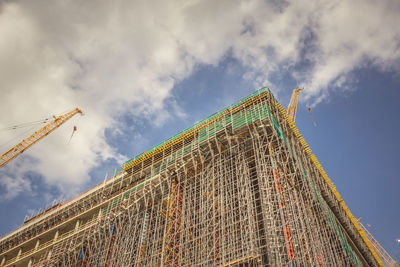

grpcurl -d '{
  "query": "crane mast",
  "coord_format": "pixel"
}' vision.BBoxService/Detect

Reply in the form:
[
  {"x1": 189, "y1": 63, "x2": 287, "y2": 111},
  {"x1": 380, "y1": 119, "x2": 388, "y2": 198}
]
[
  {"x1": 287, "y1": 88, "x2": 302, "y2": 122},
  {"x1": 0, "y1": 108, "x2": 83, "y2": 169}
]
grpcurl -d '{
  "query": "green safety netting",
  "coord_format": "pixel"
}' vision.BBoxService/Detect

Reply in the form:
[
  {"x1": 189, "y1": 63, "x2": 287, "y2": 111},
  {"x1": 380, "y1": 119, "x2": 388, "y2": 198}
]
[
  {"x1": 121, "y1": 88, "x2": 269, "y2": 169},
  {"x1": 101, "y1": 88, "x2": 363, "y2": 267},
  {"x1": 103, "y1": 88, "x2": 270, "y2": 214},
  {"x1": 264, "y1": 104, "x2": 363, "y2": 267}
]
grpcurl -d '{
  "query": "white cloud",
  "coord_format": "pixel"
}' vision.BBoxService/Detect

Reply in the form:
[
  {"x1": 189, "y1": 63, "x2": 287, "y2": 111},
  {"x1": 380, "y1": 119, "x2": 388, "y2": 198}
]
[
  {"x1": 0, "y1": 0, "x2": 399, "y2": 199},
  {"x1": 297, "y1": 0, "x2": 400, "y2": 104},
  {"x1": 0, "y1": 175, "x2": 31, "y2": 200},
  {"x1": 0, "y1": 157, "x2": 34, "y2": 200}
]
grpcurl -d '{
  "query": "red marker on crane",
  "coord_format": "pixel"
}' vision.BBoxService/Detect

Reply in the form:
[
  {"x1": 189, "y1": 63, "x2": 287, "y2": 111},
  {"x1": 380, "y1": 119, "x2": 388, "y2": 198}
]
[
  {"x1": 307, "y1": 106, "x2": 317, "y2": 127},
  {"x1": 68, "y1": 125, "x2": 78, "y2": 144}
]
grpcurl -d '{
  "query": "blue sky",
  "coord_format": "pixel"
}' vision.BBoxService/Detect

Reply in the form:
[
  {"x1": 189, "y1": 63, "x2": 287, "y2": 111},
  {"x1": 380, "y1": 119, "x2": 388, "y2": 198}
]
[{"x1": 0, "y1": 0, "x2": 399, "y2": 261}]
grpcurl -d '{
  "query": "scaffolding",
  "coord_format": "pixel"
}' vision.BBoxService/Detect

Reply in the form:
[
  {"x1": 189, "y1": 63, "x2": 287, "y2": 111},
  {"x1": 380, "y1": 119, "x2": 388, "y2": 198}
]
[{"x1": 0, "y1": 88, "x2": 391, "y2": 266}]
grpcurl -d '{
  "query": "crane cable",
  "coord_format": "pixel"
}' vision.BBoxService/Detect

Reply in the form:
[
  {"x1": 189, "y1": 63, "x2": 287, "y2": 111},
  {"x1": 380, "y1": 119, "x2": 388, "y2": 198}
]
[
  {"x1": 0, "y1": 109, "x2": 76, "y2": 132},
  {"x1": 67, "y1": 111, "x2": 82, "y2": 144},
  {"x1": 0, "y1": 117, "x2": 54, "y2": 150},
  {"x1": 0, "y1": 117, "x2": 53, "y2": 131},
  {"x1": 307, "y1": 106, "x2": 317, "y2": 127},
  {"x1": 0, "y1": 125, "x2": 38, "y2": 151},
  {"x1": 67, "y1": 126, "x2": 78, "y2": 144},
  {"x1": 1, "y1": 110, "x2": 82, "y2": 150}
]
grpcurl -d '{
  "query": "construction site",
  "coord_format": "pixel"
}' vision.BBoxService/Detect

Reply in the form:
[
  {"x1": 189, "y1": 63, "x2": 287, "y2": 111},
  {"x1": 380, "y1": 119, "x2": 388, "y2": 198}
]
[{"x1": 0, "y1": 88, "x2": 397, "y2": 266}]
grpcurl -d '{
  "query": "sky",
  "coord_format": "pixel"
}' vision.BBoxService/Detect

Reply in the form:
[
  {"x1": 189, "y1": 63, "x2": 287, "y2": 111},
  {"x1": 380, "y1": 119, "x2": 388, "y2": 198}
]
[{"x1": 0, "y1": 0, "x2": 399, "y2": 261}]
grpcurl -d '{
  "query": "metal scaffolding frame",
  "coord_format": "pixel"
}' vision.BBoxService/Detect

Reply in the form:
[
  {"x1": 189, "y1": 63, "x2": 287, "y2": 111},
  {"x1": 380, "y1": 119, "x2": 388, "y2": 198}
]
[{"x1": 0, "y1": 88, "x2": 387, "y2": 266}]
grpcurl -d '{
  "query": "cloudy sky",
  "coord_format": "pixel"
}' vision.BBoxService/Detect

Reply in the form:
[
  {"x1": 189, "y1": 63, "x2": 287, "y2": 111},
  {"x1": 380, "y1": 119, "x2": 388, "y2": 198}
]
[{"x1": 0, "y1": 0, "x2": 399, "y2": 260}]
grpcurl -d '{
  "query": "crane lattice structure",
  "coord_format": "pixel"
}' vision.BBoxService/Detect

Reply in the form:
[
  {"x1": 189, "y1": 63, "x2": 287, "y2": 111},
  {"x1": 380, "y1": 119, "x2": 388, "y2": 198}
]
[
  {"x1": 0, "y1": 108, "x2": 82, "y2": 169},
  {"x1": 287, "y1": 88, "x2": 302, "y2": 122}
]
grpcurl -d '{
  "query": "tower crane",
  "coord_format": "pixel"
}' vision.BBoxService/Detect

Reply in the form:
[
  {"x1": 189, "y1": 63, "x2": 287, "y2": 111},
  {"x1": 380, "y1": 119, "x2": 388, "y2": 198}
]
[
  {"x1": 287, "y1": 88, "x2": 302, "y2": 122},
  {"x1": 0, "y1": 108, "x2": 83, "y2": 169}
]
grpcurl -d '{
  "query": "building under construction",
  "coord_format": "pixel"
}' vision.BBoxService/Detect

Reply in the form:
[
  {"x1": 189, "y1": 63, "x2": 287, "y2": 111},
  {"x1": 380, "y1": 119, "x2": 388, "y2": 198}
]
[{"x1": 0, "y1": 88, "x2": 394, "y2": 266}]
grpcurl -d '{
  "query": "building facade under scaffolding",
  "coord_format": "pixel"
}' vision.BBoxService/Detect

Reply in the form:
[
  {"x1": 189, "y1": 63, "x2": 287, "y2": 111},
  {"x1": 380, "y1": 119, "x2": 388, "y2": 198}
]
[{"x1": 0, "y1": 88, "x2": 384, "y2": 266}]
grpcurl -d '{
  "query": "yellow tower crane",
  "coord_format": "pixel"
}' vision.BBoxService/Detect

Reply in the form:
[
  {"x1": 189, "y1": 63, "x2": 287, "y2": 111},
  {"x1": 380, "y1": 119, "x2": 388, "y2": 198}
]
[
  {"x1": 287, "y1": 88, "x2": 303, "y2": 122},
  {"x1": 0, "y1": 108, "x2": 83, "y2": 169}
]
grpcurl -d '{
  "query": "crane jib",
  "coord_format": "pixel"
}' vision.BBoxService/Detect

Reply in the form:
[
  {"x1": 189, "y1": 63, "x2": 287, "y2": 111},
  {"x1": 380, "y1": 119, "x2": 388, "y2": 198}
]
[{"x1": 0, "y1": 108, "x2": 83, "y2": 169}]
